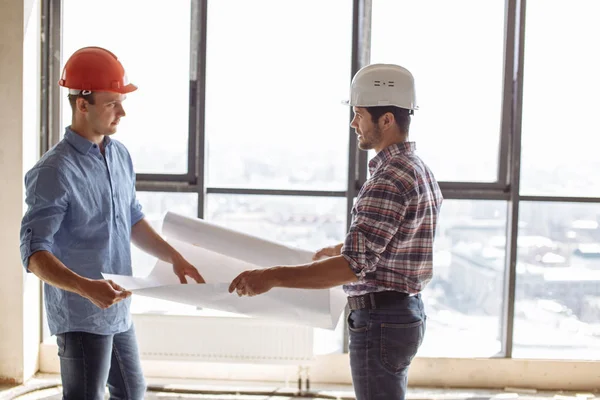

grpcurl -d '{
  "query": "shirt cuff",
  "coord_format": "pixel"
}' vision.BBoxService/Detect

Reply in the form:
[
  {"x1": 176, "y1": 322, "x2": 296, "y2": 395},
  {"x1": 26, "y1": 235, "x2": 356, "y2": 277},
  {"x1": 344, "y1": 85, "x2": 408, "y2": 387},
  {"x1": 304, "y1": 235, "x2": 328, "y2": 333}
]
[
  {"x1": 131, "y1": 210, "x2": 145, "y2": 227},
  {"x1": 21, "y1": 232, "x2": 54, "y2": 271},
  {"x1": 342, "y1": 252, "x2": 368, "y2": 280}
]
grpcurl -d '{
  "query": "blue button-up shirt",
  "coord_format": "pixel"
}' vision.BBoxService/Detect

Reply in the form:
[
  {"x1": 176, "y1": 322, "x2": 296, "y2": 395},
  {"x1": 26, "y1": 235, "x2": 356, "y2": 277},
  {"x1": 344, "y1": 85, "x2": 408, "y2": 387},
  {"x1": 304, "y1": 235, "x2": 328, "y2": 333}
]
[{"x1": 20, "y1": 127, "x2": 144, "y2": 335}]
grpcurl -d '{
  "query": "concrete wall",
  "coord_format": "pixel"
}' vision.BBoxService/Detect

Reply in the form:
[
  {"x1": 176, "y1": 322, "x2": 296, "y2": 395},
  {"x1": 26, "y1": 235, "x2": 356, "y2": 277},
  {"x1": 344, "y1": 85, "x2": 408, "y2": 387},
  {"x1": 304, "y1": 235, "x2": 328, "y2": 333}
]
[{"x1": 0, "y1": 0, "x2": 42, "y2": 384}]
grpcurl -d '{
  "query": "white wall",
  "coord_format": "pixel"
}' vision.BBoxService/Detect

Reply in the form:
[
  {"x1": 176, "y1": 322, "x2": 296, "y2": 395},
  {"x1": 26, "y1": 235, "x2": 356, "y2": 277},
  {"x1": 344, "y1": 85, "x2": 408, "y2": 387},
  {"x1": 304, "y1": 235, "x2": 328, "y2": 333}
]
[
  {"x1": 22, "y1": 0, "x2": 42, "y2": 381},
  {"x1": 0, "y1": 0, "x2": 42, "y2": 384}
]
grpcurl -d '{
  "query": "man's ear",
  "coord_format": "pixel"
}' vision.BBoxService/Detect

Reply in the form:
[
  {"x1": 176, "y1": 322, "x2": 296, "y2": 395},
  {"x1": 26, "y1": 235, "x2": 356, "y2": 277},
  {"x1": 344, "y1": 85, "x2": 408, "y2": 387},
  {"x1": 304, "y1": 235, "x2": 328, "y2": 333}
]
[
  {"x1": 381, "y1": 112, "x2": 394, "y2": 130},
  {"x1": 76, "y1": 97, "x2": 88, "y2": 113}
]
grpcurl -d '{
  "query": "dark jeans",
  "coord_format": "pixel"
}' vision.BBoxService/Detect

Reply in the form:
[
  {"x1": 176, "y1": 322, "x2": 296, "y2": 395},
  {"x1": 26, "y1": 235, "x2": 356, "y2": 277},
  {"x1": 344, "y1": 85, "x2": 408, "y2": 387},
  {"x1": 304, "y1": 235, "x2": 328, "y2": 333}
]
[
  {"x1": 348, "y1": 293, "x2": 426, "y2": 400},
  {"x1": 56, "y1": 325, "x2": 146, "y2": 400}
]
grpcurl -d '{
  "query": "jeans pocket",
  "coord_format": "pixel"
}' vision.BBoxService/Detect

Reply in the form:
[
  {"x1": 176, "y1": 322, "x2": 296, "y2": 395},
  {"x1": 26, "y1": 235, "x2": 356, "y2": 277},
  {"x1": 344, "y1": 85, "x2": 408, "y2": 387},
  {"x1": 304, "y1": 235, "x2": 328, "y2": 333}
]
[
  {"x1": 56, "y1": 334, "x2": 66, "y2": 358},
  {"x1": 380, "y1": 319, "x2": 424, "y2": 373},
  {"x1": 347, "y1": 311, "x2": 368, "y2": 333}
]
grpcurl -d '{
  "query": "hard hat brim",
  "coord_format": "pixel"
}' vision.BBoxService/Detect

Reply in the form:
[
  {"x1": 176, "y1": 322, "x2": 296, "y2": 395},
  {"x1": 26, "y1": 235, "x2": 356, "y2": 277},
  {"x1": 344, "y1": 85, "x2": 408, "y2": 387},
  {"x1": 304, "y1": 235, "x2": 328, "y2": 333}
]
[
  {"x1": 120, "y1": 83, "x2": 138, "y2": 94},
  {"x1": 64, "y1": 83, "x2": 138, "y2": 95},
  {"x1": 341, "y1": 99, "x2": 418, "y2": 110}
]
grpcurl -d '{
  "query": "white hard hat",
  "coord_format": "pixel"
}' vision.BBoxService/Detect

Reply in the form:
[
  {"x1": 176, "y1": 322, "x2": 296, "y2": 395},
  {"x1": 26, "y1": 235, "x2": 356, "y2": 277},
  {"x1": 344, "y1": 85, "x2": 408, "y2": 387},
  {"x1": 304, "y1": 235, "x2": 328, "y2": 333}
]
[{"x1": 343, "y1": 63, "x2": 418, "y2": 111}]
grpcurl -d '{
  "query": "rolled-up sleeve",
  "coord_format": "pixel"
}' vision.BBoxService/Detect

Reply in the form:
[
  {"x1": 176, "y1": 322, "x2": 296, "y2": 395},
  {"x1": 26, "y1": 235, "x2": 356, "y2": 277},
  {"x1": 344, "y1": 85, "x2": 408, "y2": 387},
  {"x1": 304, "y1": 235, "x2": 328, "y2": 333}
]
[
  {"x1": 20, "y1": 167, "x2": 69, "y2": 270},
  {"x1": 122, "y1": 146, "x2": 144, "y2": 227},
  {"x1": 342, "y1": 179, "x2": 407, "y2": 279},
  {"x1": 130, "y1": 196, "x2": 144, "y2": 226},
  {"x1": 129, "y1": 173, "x2": 144, "y2": 227},
  {"x1": 130, "y1": 179, "x2": 144, "y2": 227}
]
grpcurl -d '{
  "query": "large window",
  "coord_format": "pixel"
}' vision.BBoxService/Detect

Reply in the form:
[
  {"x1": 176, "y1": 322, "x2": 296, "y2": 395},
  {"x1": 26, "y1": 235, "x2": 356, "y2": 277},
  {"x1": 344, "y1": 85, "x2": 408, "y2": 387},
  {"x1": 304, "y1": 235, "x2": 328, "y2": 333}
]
[
  {"x1": 52, "y1": 0, "x2": 354, "y2": 356},
  {"x1": 371, "y1": 0, "x2": 506, "y2": 182},
  {"x1": 520, "y1": 0, "x2": 600, "y2": 197},
  {"x1": 422, "y1": 200, "x2": 507, "y2": 357},
  {"x1": 206, "y1": 195, "x2": 347, "y2": 250},
  {"x1": 513, "y1": 0, "x2": 600, "y2": 360},
  {"x1": 514, "y1": 202, "x2": 600, "y2": 360},
  {"x1": 61, "y1": 0, "x2": 192, "y2": 175},
  {"x1": 205, "y1": 0, "x2": 352, "y2": 191},
  {"x1": 43, "y1": 0, "x2": 600, "y2": 364}
]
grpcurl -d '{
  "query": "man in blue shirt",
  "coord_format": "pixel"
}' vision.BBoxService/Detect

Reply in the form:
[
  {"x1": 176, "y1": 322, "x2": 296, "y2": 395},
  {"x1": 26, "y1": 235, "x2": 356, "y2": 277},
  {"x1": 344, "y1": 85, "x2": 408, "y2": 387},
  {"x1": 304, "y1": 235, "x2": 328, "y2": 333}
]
[{"x1": 20, "y1": 46, "x2": 204, "y2": 400}]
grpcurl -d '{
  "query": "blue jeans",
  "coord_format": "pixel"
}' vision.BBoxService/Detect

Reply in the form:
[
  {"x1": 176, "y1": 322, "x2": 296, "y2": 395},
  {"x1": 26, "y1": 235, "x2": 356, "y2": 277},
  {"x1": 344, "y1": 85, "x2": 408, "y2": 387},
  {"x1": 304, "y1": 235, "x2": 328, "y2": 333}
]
[
  {"x1": 348, "y1": 294, "x2": 426, "y2": 400},
  {"x1": 56, "y1": 325, "x2": 146, "y2": 400}
]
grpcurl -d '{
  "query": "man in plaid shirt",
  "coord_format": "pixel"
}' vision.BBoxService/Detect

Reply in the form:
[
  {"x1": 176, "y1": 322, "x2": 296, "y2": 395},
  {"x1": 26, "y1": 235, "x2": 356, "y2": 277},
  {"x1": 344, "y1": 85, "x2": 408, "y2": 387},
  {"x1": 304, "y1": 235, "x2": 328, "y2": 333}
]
[{"x1": 230, "y1": 64, "x2": 443, "y2": 400}]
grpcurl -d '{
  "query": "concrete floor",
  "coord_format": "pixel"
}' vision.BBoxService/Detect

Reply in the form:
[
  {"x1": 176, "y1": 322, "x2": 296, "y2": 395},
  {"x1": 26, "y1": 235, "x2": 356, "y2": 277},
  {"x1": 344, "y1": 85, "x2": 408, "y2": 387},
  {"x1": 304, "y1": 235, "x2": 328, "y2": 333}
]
[
  {"x1": 1, "y1": 374, "x2": 598, "y2": 400},
  {"x1": 2, "y1": 374, "x2": 355, "y2": 399}
]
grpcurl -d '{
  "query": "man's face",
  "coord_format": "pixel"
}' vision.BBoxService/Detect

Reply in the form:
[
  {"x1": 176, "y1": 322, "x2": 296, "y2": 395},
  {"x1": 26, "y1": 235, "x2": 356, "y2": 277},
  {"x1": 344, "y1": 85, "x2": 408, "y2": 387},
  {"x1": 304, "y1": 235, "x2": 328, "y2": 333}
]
[
  {"x1": 350, "y1": 107, "x2": 382, "y2": 151},
  {"x1": 81, "y1": 91, "x2": 127, "y2": 136}
]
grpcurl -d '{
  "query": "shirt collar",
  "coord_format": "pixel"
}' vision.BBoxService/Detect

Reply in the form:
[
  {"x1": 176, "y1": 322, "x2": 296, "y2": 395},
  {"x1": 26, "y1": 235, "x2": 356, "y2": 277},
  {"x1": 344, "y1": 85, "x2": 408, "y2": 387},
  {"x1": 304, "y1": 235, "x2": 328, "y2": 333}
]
[
  {"x1": 65, "y1": 126, "x2": 112, "y2": 154},
  {"x1": 368, "y1": 141, "x2": 416, "y2": 175}
]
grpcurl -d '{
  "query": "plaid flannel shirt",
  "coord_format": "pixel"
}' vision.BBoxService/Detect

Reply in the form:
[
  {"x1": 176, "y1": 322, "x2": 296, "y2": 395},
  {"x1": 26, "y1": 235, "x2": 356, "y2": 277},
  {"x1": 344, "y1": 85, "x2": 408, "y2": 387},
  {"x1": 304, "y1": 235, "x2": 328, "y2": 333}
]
[{"x1": 342, "y1": 142, "x2": 443, "y2": 296}]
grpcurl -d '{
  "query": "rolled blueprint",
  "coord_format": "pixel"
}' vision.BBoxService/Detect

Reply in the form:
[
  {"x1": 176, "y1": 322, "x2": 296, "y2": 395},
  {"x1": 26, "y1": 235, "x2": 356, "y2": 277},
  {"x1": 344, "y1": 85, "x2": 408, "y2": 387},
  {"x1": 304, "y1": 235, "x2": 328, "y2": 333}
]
[
  {"x1": 162, "y1": 211, "x2": 315, "y2": 267},
  {"x1": 105, "y1": 212, "x2": 346, "y2": 329}
]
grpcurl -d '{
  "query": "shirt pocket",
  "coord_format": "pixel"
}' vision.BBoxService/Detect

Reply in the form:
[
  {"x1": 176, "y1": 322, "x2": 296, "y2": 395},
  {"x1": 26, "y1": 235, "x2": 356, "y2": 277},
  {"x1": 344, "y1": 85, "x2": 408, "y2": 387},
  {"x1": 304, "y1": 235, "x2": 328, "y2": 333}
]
[{"x1": 67, "y1": 184, "x2": 112, "y2": 240}]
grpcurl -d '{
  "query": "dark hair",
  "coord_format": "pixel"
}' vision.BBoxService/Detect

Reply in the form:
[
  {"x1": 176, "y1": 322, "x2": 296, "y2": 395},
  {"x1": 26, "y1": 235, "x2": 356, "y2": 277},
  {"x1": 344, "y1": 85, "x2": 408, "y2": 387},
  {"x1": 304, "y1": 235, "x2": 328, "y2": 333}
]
[
  {"x1": 365, "y1": 106, "x2": 411, "y2": 135},
  {"x1": 67, "y1": 92, "x2": 95, "y2": 112}
]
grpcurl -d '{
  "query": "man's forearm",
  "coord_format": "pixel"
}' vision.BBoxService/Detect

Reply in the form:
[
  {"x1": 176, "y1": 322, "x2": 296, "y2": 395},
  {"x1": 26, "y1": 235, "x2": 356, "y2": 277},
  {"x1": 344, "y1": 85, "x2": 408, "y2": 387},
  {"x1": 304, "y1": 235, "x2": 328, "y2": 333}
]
[
  {"x1": 270, "y1": 255, "x2": 358, "y2": 290},
  {"x1": 28, "y1": 251, "x2": 90, "y2": 296},
  {"x1": 131, "y1": 218, "x2": 181, "y2": 263}
]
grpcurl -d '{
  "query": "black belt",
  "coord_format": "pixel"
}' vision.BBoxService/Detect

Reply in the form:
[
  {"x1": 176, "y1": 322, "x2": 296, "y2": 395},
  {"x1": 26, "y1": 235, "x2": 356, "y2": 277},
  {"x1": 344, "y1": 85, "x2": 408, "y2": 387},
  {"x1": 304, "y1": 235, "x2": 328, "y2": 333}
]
[{"x1": 347, "y1": 291, "x2": 412, "y2": 311}]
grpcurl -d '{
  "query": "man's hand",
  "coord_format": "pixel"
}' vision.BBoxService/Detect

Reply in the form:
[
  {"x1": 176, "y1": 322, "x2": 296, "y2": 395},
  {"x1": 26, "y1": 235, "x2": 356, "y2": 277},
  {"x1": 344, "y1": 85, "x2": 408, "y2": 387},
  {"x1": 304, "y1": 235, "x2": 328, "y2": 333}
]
[
  {"x1": 173, "y1": 255, "x2": 205, "y2": 284},
  {"x1": 81, "y1": 279, "x2": 132, "y2": 309},
  {"x1": 131, "y1": 219, "x2": 205, "y2": 284},
  {"x1": 229, "y1": 268, "x2": 277, "y2": 297},
  {"x1": 312, "y1": 243, "x2": 343, "y2": 261}
]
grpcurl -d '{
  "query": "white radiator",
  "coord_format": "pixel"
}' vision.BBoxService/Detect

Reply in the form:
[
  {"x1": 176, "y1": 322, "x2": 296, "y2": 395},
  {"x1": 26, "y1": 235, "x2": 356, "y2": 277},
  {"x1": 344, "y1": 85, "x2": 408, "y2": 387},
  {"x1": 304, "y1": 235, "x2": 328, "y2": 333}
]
[{"x1": 133, "y1": 314, "x2": 315, "y2": 364}]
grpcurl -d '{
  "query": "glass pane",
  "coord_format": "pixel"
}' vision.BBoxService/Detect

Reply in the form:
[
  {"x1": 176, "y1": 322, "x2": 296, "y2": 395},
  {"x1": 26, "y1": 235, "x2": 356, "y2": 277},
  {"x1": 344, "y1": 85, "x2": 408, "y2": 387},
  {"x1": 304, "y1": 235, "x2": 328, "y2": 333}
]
[
  {"x1": 514, "y1": 202, "x2": 600, "y2": 359},
  {"x1": 206, "y1": 194, "x2": 347, "y2": 257},
  {"x1": 130, "y1": 192, "x2": 198, "y2": 314},
  {"x1": 420, "y1": 200, "x2": 507, "y2": 357},
  {"x1": 206, "y1": 194, "x2": 348, "y2": 354},
  {"x1": 205, "y1": 0, "x2": 352, "y2": 190},
  {"x1": 520, "y1": 1, "x2": 600, "y2": 196},
  {"x1": 61, "y1": 0, "x2": 191, "y2": 174},
  {"x1": 371, "y1": 0, "x2": 504, "y2": 182}
]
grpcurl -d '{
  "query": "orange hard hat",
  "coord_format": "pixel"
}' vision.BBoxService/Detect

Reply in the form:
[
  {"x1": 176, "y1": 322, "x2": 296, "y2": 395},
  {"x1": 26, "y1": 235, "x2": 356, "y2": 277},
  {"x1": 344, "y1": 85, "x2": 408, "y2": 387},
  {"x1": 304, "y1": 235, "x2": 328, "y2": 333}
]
[{"x1": 58, "y1": 46, "x2": 137, "y2": 94}]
